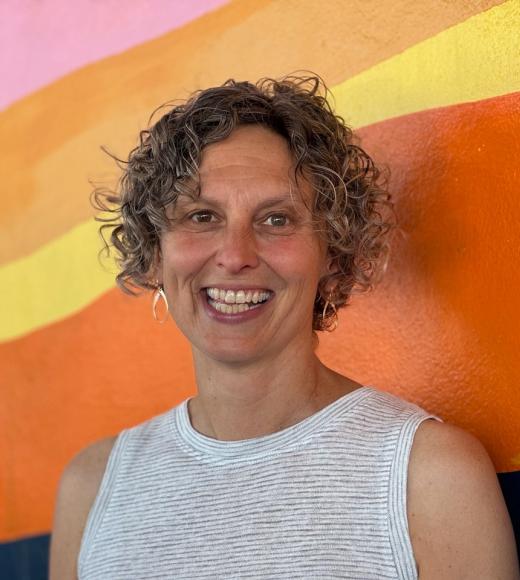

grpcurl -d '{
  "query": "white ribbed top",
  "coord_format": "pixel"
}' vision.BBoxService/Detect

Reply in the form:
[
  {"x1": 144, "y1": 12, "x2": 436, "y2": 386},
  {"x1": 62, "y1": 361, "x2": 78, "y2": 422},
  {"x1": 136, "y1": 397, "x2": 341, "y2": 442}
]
[{"x1": 78, "y1": 385, "x2": 442, "y2": 579}]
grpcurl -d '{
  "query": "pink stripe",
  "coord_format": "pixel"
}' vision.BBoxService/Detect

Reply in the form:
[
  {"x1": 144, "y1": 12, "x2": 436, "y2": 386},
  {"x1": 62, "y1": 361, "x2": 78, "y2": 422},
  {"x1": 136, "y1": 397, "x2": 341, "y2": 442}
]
[{"x1": 0, "y1": 0, "x2": 229, "y2": 111}]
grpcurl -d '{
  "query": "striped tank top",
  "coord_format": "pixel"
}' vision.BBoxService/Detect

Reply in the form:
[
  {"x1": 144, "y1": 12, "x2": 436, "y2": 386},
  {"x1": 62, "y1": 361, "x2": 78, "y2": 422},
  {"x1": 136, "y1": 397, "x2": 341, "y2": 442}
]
[{"x1": 78, "y1": 385, "x2": 443, "y2": 579}]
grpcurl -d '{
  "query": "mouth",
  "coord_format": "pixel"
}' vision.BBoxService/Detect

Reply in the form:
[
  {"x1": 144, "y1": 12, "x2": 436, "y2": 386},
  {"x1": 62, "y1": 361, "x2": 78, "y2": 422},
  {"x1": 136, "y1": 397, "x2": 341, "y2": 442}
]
[{"x1": 204, "y1": 287, "x2": 273, "y2": 315}]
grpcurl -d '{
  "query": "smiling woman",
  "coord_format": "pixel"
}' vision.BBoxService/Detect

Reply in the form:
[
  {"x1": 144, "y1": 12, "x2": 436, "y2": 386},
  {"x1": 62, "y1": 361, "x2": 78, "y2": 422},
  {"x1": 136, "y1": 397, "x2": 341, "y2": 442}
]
[
  {"x1": 49, "y1": 75, "x2": 519, "y2": 579},
  {"x1": 94, "y1": 75, "x2": 393, "y2": 333}
]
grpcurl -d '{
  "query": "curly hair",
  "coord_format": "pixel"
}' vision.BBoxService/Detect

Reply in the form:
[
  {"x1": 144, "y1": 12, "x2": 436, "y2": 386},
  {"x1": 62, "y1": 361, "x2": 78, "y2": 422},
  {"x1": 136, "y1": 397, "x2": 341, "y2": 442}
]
[{"x1": 92, "y1": 74, "x2": 395, "y2": 331}]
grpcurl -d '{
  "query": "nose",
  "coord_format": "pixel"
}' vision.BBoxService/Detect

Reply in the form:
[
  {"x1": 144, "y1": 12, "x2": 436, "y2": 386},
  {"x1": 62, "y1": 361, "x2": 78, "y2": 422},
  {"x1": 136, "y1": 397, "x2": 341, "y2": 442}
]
[{"x1": 215, "y1": 224, "x2": 260, "y2": 274}]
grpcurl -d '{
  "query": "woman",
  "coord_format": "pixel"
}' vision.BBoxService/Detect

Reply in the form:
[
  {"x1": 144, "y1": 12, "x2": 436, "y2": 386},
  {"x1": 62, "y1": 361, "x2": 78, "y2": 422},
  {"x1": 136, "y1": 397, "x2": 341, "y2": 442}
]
[{"x1": 50, "y1": 76, "x2": 519, "y2": 579}]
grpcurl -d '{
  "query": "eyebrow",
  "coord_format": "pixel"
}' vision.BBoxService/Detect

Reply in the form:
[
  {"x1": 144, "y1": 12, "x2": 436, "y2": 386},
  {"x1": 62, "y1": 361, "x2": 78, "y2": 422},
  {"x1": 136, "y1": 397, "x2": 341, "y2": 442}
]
[{"x1": 175, "y1": 193, "x2": 304, "y2": 211}]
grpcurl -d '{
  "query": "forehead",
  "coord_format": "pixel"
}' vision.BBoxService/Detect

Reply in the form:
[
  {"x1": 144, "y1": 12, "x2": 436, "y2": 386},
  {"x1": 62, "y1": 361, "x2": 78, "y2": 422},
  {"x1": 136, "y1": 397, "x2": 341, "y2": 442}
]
[
  {"x1": 197, "y1": 125, "x2": 311, "y2": 202},
  {"x1": 200, "y1": 126, "x2": 290, "y2": 184}
]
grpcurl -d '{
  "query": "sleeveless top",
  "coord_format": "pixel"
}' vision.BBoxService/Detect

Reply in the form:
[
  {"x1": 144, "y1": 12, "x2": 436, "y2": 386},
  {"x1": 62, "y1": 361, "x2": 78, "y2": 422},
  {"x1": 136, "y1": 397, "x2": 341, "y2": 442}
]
[{"x1": 78, "y1": 385, "x2": 443, "y2": 579}]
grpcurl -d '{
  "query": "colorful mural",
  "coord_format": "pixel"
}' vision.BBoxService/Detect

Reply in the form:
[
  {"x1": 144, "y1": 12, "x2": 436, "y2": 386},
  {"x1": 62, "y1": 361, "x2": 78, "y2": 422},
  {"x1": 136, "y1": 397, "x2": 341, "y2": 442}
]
[{"x1": 1, "y1": 0, "x2": 518, "y2": 576}]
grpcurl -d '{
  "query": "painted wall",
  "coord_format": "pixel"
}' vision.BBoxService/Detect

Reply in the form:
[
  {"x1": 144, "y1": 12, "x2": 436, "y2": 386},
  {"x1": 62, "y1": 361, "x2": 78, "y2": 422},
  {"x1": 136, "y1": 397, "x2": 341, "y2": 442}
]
[{"x1": 1, "y1": 0, "x2": 518, "y2": 575}]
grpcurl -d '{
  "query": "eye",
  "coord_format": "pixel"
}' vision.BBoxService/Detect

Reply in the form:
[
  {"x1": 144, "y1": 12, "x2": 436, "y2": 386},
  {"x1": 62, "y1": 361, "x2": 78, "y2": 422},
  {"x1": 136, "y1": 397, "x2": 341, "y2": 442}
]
[
  {"x1": 264, "y1": 213, "x2": 289, "y2": 227},
  {"x1": 189, "y1": 210, "x2": 217, "y2": 223}
]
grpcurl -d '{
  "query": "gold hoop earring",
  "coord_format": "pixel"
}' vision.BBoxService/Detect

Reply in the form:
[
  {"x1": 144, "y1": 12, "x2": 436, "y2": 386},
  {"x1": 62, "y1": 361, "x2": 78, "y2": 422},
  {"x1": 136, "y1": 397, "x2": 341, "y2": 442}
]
[
  {"x1": 152, "y1": 283, "x2": 169, "y2": 323},
  {"x1": 322, "y1": 292, "x2": 338, "y2": 331}
]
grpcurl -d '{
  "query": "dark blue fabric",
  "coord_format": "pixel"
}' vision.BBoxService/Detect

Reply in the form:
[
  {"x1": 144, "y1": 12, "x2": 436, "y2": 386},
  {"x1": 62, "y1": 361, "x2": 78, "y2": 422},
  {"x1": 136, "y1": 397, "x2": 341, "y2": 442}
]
[
  {"x1": 498, "y1": 470, "x2": 520, "y2": 557},
  {"x1": 0, "y1": 534, "x2": 49, "y2": 580}
]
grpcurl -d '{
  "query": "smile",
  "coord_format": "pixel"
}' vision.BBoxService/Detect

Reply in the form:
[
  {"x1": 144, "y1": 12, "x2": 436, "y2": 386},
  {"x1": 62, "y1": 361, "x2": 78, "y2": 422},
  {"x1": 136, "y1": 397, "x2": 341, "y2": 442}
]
[{"x1": 205, "y1": 287, "x2": 272, "y2": 315}]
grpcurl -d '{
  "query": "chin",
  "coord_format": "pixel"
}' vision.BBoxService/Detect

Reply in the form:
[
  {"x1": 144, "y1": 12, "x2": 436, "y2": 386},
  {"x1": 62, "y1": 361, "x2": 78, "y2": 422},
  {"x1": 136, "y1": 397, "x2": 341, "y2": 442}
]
[{"x1": 201, "y1": 342, "x2": 267, "y2": 366}]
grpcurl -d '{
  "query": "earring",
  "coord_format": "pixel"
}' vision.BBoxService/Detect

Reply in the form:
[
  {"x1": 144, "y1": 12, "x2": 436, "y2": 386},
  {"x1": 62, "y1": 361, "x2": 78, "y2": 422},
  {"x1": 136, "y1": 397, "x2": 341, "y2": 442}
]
[
  {"x1": 322, "y1": 291, "x2": 338, "y2": 331},
  {"x1": 152, "y1": 282, "x2": 169, "y2": 323}
]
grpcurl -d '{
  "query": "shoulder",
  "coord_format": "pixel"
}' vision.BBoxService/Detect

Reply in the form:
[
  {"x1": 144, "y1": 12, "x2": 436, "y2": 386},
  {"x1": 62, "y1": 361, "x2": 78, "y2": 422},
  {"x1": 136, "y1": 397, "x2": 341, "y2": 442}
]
[
  {"x1": 407, "y1": 419, "x2": 519, "y2": 579},
  {"x1": 67, "y1": 435, "x2": 118, "y2": 485},
  {"x1": 49, "y1": 436, "x2": 118, "y2": 580}
]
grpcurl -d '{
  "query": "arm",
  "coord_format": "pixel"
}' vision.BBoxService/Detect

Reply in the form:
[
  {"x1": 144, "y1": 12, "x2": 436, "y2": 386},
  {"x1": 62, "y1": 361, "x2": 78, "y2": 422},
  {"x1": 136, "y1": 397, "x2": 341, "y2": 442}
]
[
  {"x1": 407, "y1": 419, "x2": 519, "y2": 579},
  {"x1": 49, "y1": 437, "x2": 116, "y2": 580}
]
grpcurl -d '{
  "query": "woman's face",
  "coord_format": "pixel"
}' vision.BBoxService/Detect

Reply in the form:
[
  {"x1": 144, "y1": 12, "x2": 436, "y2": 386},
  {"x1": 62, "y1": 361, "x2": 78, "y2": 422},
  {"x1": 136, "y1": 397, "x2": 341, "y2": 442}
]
[{"x1": 157, "y1": 124, "x2": 332, "y2": 364}]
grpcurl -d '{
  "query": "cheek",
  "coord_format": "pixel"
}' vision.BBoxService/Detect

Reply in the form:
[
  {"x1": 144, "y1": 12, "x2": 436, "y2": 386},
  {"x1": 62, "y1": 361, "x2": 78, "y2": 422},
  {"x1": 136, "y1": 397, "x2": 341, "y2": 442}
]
[
  {"x1": 262, "y1": 235, "x2": 325, "y2": 272},
  {"x1": 259, "y1": 237, "x2": 326, "y2": 295},
  {"x1": 161, "y1": 234, "x2": 208, "y2": 279}
]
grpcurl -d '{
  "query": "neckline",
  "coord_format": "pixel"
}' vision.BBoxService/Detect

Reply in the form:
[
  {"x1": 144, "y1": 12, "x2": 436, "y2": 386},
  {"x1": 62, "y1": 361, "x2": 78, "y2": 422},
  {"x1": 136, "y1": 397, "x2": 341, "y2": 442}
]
[{"x1": 172, "y1": 385, "x2": 374, "y2": 461}]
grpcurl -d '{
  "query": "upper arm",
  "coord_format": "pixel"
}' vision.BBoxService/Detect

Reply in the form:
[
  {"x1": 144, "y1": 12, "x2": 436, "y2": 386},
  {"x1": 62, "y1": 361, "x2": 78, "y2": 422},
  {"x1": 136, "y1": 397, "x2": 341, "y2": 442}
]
[
  {"x1": 407, "y1": 419, "x2": 520, "y2": 580},
  {"x1": 48, "y1": 436, "x2": 117, "y2": 580}
]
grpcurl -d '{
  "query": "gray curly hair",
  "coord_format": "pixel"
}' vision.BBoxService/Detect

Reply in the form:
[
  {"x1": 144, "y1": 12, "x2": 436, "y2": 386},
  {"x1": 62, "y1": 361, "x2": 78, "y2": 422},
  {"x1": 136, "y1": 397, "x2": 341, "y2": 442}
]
[{"x1": 92, "y1": 74, "x2": 395, "y2": 331}]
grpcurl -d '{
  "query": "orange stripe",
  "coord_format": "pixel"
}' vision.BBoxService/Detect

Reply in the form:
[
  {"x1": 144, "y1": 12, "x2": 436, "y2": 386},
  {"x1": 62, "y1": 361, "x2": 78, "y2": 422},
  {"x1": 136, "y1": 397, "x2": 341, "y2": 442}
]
[
  {"x1": 0, "y1": 0, "x2": 504, "y2": 265},
  {"x1": 1, "y1": 91, "x2": 519, "y2": 539}
]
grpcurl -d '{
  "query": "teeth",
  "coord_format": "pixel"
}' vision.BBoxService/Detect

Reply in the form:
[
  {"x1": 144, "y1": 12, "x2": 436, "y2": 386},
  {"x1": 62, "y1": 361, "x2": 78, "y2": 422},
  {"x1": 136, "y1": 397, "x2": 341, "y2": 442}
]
[
  {"x1": 224, "y1": 290, "x2": 235, "y2": 304},
  {"x1": 207, "y1": 288, "x2": 220, "y2": 300},
  {"x1": 206, "y1": 288, "x2": 271, "y2": 305},
  {"x1": 209, "y1": 300, "x2": 256, "y2": 314}
]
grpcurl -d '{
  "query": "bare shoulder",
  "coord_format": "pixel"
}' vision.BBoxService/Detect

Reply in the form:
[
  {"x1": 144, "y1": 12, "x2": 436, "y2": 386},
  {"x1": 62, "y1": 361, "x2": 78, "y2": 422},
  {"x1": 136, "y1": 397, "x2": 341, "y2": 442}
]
[
  {"x1": 407, "y1": 419, "x2": 519, "y2": 579},
  {"x1": 49, "y1": 435, "x2": 118, "y2": 580}
]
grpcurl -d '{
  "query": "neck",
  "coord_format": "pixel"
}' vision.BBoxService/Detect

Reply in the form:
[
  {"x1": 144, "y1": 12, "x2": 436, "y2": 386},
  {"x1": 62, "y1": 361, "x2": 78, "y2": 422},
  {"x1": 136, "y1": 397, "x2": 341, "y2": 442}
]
[{"x1": 188, "y1": 337, "x2": 358, "y2": 441}]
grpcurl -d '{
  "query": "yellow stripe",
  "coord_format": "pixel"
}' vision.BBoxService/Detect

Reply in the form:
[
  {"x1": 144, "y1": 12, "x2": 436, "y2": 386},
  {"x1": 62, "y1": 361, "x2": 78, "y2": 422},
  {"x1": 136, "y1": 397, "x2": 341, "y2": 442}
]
[
  {"x1": 1, "y1": 220, "x2": 116, "y2": 340},
  {"x1": 332, "y1": 0, "x2": 519, "y2": 127},
  {"x1": 1, "y1": 0, "x2": 518, "y2": 341}
]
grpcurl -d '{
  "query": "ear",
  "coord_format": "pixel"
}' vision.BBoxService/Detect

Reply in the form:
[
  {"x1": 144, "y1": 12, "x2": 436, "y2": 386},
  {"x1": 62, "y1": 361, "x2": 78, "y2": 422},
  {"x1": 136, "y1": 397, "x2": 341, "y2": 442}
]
[{"x1": 323, "y1": 254, "x2": 340, "y2": 277}]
